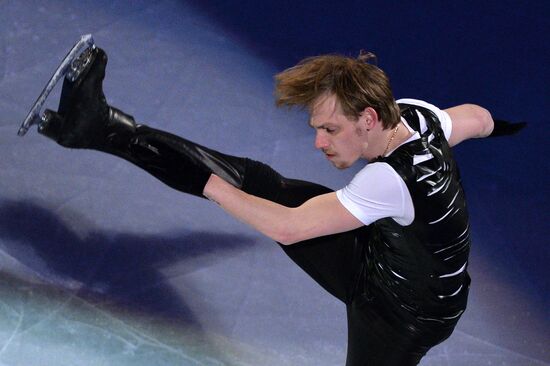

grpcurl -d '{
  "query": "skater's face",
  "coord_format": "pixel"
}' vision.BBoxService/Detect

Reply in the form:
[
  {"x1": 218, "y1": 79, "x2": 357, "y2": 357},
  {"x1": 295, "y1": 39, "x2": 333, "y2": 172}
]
[{"x1": 309, "y1": 94, "x2": 370, "y2": 169}]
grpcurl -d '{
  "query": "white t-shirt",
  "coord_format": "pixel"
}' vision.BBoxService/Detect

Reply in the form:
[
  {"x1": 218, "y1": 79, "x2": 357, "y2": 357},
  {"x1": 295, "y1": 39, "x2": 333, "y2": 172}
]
[{"x1": 336, "y1": 99, "x2": 453, "y2": 226}]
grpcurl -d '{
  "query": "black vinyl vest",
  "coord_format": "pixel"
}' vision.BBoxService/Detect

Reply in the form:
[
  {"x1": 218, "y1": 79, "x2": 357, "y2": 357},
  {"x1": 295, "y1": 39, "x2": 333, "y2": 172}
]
[{"x1": 368, "y1": 103, "x2": 471, "y2": 323}]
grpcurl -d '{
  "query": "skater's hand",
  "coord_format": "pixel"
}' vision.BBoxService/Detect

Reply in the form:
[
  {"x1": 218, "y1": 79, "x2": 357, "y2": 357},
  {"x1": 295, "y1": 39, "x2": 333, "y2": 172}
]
[{"x1": 489, "y1": 119, "x2": 527, "y2": 137}]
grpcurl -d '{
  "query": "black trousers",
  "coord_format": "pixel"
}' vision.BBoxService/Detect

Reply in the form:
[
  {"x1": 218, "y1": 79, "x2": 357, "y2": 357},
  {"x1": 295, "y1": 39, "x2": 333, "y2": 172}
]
[
  {"x1": 239, "y1": 160, "x2": 455, "y2": 366},
  {"x1": 111, "y1": 128, "x2": 454, "y2": 365}
]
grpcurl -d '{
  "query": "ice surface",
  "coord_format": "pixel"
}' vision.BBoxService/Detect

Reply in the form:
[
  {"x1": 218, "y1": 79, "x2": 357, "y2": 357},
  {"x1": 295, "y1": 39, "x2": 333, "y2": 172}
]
[{"x1": 0, "y1": 0, "x2": 548, "y2": 365}]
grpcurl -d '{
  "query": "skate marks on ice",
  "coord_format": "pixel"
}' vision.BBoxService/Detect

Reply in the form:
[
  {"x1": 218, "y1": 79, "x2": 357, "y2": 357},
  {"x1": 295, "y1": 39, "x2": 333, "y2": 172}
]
[
  {"x1": 0, "y1": 272, "x2": 288, "y2": 366},
  {"x1": 421, "y1": 329, "x2": 550, "y2": 366},
  {"x1": 0, "y1": 199, "x2": 284, "y2": 366}
]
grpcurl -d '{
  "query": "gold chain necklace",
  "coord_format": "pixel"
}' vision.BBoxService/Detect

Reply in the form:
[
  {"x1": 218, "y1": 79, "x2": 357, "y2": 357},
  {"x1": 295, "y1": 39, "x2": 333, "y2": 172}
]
[{"x1": 382, "y1": 123, "x2": 400, "y2": 156}]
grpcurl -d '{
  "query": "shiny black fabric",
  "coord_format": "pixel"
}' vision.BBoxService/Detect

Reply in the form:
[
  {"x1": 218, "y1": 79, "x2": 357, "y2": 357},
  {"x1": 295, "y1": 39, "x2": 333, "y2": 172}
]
[
  {"x1": 87, "y1": 109, "x2": 467, "y2": 365},
  {"x1": 371, "y1": 104, "x2": 470, "y2": 321},
  {"x1": 240, "y1": 158, "x2": 459, "y2": 366},
  {"x1": 341, "y1": 103, "x2": 471, "y2": 365},
  {"x1": 489, "y1": 119, "x2": 526, "y2": 137},
  {"x1": 38, "y1": 46, "x2": 467, "y2": 364},
  {"x1": 243, "y1": 104, "x2": 471, "y2": 365},
  {"x1": 241, "y1": 160, "x2": 369, "y2": 304},
  {"x1": 123, "y1": 125, "x2": 247, "y2": 197}
]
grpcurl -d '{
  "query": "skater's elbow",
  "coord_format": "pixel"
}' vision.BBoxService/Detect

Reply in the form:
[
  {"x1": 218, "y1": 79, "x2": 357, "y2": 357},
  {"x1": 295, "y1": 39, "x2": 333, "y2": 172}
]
[
  {"x1": 273, "y1": 218, "x2": 322, "y2": 246},
  {"x1": 470, "y1": 105, "x2": 494, "y2": 137},
  {"x1": 273, "y1": 227, "x2": 300, "y2": 246},
  {"x1": 480, "y1": 107, "x2": 495, "y2": 137},
  {"x1": 446, "y1": 104, "x2": 494, "y2": 145},
  {"x1": 272, "y1": 219, "x2": 308, "y2": 246}
]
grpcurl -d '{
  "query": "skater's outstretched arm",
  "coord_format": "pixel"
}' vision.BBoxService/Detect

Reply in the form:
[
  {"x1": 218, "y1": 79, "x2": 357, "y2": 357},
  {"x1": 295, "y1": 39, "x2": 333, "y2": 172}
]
[
  {"x1": 204, "y1": 174, "x2": 363, "y2": 245},
  {"x1": 444, "y1": 104, "x2": 494, "y2": 146},
  {"x1": 443, "y1": 104, "x2": 526, "y2": 146}
]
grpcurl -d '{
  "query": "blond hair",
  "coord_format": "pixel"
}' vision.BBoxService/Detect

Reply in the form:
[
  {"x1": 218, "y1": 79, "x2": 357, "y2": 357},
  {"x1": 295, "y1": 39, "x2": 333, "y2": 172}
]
[{"x1": 274, "y1": 52, "x2": 400, "y2": 129}]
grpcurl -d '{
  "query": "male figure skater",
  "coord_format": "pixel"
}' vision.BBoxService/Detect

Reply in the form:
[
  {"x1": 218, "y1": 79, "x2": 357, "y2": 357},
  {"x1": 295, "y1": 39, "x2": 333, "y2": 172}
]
[{"x1": 37, "y1": 47, "x2": 519, "y2": 365}]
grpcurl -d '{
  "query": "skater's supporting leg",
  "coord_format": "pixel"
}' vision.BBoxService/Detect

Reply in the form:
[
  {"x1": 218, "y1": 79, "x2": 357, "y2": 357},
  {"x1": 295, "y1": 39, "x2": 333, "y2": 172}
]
[{"x1": 241, "y1": 160, "x2": 370, "y2": 303}]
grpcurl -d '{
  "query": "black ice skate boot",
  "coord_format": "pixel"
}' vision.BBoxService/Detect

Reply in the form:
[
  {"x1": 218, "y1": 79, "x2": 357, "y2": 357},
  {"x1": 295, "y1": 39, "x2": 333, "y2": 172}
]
[
  {"x1": 39, "y1": 48, "x2": 248, "y2": 197},
  {"x1": 39, "y1": 48, "x2": 135, "y2": 150}
]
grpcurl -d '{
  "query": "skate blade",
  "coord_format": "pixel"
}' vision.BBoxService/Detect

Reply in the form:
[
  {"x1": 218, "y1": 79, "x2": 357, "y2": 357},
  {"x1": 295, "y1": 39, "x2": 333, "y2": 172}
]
[{"x1": 17, "y1": 34, "x2": 96, "y2": 137}]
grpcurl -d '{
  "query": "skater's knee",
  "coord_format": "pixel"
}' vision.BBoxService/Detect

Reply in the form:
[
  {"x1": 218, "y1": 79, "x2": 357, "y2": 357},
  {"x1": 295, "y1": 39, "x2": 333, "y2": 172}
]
[
  {"x1": 241, "y1": 160, "x2": 331, "y2": 206},
  {"x1": 241, "y1": 159, "x2": 285, "y2": 201}
]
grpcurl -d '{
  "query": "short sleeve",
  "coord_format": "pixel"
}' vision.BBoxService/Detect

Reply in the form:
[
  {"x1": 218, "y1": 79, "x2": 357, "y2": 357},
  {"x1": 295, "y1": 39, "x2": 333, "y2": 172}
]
[
  {"x1": 397, "y1": 98, "x2": 453, "y2": 141},
  {"x1": 336, "y1": 162, "x2": 414, "y2": 226}
]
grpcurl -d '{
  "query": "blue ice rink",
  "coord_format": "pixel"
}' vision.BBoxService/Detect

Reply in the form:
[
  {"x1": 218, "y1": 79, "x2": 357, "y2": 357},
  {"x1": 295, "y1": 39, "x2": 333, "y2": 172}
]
[{"x1": 0, "y1": 1, "x2": 548, "y2": 365}]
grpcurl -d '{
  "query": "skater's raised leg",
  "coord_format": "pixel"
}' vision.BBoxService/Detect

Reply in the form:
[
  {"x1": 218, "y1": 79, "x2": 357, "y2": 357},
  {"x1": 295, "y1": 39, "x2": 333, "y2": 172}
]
[
  {"x1": 39, "y1": 47, "x2": 369, "y2": 304},
  {"x1": 40, "y1": 48, "x2": 246, "y2": 197}
]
